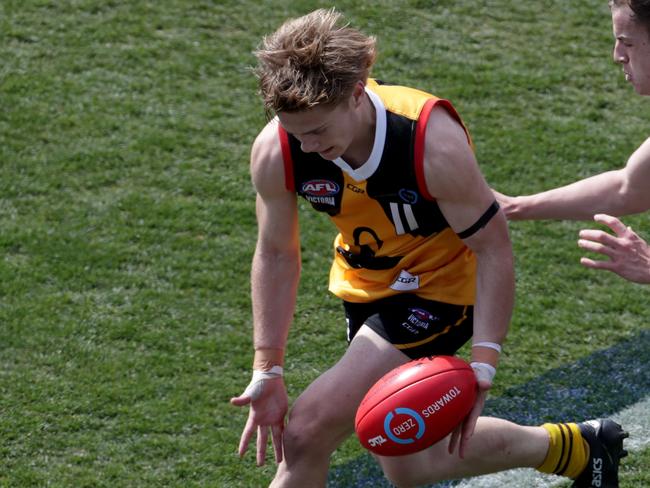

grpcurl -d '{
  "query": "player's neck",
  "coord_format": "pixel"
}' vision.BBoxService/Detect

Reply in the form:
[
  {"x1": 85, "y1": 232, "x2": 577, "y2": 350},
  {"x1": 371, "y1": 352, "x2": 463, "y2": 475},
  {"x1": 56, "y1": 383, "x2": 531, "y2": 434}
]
[{"x1": 342, "y1": 94, "x2": 376, "y2": 169}]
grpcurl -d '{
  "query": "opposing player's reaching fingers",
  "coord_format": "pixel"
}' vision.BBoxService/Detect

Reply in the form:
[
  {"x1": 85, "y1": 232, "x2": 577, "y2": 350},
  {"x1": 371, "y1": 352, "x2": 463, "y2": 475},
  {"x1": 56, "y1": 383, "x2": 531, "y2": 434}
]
[
  {"x1": 593, "y1": 213, "x2": 629, "y2": 236},
  {"x1": 577, "y1": 236, "x2": 616, "y2": 257},
  {"x1": 579, "y1": 256, "x2": 616, "y2": 271},
  {"x1": 578, "y1": 226, "x2": 623, "y2": 247}
]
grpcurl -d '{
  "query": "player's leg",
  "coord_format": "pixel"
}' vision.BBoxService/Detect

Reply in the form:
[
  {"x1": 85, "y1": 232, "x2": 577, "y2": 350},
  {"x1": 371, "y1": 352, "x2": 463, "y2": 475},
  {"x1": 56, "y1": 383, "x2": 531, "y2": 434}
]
[
  {"x1": 378, "y1": 417, "x2": 549, "y2": 487},
  {"x1": 270, "y1": 325, "x2": 409, "y2": 488},
  {"x1": 379, "y1": 417, "x2": 629, "y2": 488}
]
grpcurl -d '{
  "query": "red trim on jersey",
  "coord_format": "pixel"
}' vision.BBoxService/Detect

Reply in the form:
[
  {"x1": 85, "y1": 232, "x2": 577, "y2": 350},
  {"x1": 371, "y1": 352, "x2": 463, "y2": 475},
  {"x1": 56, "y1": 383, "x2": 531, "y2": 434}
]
[
  {"x1": 414, "y1": 98, "x2": 472, "y2": 201},
  {"x1": 278, "y1": 125, "x2": 295, "y2": 192},
  {"x1": 414, "y1": 99, "x2": 437, "y2": 201}
]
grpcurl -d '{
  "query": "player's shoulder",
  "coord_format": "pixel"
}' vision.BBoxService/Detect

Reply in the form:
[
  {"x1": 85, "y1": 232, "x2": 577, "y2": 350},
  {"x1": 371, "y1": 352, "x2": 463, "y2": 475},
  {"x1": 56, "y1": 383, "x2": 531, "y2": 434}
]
[
  {"x1": 252, "y1": 118, "x2": 282, "y2": 164},
  {"x1": 424, "y1": 104, "x2": 473, "y2": 166},
  {"x1": 251, "y1": 118, "x2": 289, "y2": 196}
]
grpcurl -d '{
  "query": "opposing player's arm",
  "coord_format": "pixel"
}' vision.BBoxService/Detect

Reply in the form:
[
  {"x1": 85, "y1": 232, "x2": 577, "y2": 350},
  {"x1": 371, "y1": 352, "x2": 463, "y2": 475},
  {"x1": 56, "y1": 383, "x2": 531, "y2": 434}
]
[
  {"x1": 498, "y1": 136, "x2": 650, "y2": 220},
  {"x1": 250, "y1": 118, "x2": 301, "y2": 365},
  {"x1": 617, "y1": 136, "x2": 650, "y2": 214},
  {"x1": 423, "y1": 106, "x2": 514, "y2": 366}
]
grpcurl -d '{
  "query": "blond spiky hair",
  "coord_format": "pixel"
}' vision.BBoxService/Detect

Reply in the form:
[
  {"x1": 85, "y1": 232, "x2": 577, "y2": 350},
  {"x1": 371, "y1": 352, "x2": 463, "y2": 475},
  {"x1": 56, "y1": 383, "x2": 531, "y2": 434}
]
[{"x1": 254, "y1": 8, "x2": 377, "y2": 114}]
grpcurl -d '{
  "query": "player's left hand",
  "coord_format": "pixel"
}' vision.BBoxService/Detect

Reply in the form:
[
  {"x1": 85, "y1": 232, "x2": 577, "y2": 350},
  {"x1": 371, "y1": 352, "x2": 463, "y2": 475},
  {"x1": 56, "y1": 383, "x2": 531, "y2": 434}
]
[
  {"x1": 447, "y1": 379, "x2": 490, "y2": 458},
  {"x1": 578, "y1": 214, "x2": 650, "y2": 284}
]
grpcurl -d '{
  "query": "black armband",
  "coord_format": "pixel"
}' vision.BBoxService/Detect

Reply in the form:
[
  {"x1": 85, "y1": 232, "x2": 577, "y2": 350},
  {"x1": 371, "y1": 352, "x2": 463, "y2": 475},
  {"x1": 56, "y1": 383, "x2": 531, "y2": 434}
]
[{"x1": 457, "y1": 201, "x2": 500, "y2": 240}]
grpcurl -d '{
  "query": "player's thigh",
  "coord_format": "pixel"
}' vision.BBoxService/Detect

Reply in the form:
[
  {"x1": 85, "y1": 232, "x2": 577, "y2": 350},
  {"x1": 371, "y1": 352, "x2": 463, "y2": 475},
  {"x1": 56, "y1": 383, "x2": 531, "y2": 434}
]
[
  {"x1": 287, "y1": 325, "x2": 409, "y2": 441},
  {"x1": 375, "y1": 432, "x2": 464, "y2": 486}
]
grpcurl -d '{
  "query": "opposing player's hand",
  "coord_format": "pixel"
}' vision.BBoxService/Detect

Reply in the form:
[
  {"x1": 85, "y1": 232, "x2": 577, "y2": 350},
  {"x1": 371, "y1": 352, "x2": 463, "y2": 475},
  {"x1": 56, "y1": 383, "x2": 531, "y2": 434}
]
[
  {"x1": 447, "y1": 374, "x2": 490, "y2": 458},
  {"x1": 491, "y1": 189, "x2": 516, "y2": 219},
  {"x1": 230, "y1": 375, "x2": 288, "y2": 466},
  {"x1": 578, "y1": 214, "x2": 650, "y2": 284}
]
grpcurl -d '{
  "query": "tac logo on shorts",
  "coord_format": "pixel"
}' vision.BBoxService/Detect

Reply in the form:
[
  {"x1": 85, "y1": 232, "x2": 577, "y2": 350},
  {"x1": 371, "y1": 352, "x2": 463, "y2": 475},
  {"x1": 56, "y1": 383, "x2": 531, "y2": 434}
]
[
  {"x1": 302, "y1": 179, "x2": 339, "y2": 206},
  {"x1": 398, "y1": 188, "x2": 418, "y2": 205}
]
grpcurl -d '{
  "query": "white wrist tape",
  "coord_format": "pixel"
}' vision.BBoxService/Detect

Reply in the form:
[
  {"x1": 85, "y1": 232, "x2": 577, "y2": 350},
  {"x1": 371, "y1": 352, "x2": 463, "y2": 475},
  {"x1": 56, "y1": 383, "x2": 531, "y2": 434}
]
[
  {"x1": 472, "y1": 342, "x2": 502, "y2": 353},
  {"x1": 242, "y1": 366, "x2": 283, "y2": 401},
  {"x1": 470, "y1": 362, "x2": 496, "y2": 385}
]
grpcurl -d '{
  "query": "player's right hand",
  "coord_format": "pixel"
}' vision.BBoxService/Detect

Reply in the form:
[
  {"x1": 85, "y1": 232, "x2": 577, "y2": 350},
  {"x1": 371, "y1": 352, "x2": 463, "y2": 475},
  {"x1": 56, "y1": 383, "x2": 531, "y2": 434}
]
[
  {"x1": 447, "y1": 379, "x2": 489, "y2": 459},
  {"x1": 230, "y1": 376, "x2": 288, "y2": 466}
]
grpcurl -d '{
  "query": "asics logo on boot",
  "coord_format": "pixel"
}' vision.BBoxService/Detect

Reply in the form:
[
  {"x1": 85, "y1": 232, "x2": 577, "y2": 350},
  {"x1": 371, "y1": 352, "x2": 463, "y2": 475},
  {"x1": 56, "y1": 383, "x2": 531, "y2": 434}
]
[{"x1": 591, "y1": 457, "x2": 603, "y2": 487}]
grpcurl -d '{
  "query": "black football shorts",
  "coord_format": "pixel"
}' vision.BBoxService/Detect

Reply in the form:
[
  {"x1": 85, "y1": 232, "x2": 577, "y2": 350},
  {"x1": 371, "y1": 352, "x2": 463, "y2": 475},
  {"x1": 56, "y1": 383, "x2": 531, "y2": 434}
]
[{"x1": 344, "y1": 294, "x2": 473, "y2": 359}]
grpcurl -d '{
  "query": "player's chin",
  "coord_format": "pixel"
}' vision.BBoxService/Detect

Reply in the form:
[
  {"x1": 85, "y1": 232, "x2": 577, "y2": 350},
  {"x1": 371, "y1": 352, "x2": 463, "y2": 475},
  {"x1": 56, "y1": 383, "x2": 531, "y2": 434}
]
[{"x1": 318, "y1": 146, "x2": 341, "y2": 160}]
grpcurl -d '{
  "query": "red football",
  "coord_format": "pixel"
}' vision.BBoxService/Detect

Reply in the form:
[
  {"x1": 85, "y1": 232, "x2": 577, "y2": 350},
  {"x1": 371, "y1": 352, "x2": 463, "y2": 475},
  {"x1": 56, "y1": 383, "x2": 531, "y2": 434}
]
[{"x1": 355, "y1": 355, "x2": 477, "y2": 456}]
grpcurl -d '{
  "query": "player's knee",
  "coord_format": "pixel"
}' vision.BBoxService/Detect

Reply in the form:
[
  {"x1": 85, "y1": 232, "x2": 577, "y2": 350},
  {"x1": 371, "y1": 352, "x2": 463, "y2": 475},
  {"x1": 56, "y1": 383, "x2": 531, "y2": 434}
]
[
  {"x1": 379, "y1": 444, "x2": 457, "y2": 488},
  {"x1": 282, "y1": 407, "x2": 339, "y2": 459},
  {"x1": 381, "y1": 457, "x2": 442, "y2": 487},
  {"x1": 282, "y1": 418, "x2": 317, "y2": 456},
  {"x1": 383, "y1": 467, "x2": 432, "y2": 488}
]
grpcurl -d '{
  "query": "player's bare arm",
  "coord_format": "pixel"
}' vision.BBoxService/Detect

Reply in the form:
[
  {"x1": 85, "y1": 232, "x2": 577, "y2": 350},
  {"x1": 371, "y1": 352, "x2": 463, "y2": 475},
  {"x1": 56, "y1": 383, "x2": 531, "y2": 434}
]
[
  {"x1": 496, "y1": 135, "x2": 650, "y2": 220},
  {"x1": 249, "y1": 120, "x2": 301, "y2": 356},
  {"x1": 423, "y1": 106, "x2": 515, "y2": 456},
  {"x1": 230, "y1": 119, "x2": 301, "y2": 465},
  {"x1": 617, "y1": 135, "x2": 650, "y2": 214}
]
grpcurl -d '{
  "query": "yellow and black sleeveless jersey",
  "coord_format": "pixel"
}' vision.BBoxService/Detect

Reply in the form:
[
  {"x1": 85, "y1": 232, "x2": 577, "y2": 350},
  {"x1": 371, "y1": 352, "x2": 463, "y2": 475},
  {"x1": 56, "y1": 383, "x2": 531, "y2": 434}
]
[{"x1": 278, "y1": 79, "x2": 476, "y2": 305}]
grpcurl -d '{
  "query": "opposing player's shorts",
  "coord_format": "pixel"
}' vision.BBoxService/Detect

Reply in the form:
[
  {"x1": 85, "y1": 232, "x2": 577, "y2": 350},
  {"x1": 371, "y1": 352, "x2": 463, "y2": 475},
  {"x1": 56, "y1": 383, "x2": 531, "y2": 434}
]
[{"x1": 344, "y1": 294, "x2": 473, "y2": 359}]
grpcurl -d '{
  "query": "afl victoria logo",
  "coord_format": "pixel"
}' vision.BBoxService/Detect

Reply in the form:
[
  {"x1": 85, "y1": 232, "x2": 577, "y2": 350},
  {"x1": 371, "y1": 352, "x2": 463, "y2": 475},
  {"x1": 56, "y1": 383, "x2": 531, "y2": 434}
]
[{"x1": 301, "y1": 180, "x2": 340, "y2": 196}]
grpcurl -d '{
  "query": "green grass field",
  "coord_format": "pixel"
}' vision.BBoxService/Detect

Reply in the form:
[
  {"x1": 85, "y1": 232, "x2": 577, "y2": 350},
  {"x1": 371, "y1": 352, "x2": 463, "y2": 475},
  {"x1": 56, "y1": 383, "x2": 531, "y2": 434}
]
[{"x1": 1, "y1": 0, "x2": 648, "y2": 486}]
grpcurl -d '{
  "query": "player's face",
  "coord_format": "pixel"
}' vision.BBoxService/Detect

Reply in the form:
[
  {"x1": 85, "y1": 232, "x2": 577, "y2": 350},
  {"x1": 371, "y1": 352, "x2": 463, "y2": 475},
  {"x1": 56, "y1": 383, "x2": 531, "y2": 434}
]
[
  {"x1": 612, "y1": 5, "x2": 650, "y2": 95},
  {"x1": 277, "y1": 96, "x2": 357, "y2": 161}
]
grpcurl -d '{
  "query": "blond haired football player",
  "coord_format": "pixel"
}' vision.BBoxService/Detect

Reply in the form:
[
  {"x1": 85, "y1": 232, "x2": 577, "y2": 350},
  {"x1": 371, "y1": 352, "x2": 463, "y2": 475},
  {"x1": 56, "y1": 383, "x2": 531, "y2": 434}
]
[{"x1": 231, "y1": 8, "x2": 627, "y2": 488}]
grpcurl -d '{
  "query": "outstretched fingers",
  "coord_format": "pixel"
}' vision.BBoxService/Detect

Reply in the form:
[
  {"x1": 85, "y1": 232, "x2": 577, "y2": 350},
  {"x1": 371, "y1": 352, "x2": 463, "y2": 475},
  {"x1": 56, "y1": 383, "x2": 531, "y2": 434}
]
[
  {"x1": 238, "y1": 416, "x2": 256, "y2": 458},
  {"x1": 592, "y1": 213, "x2": 629, "y2": 235},
  {"x1": 577, "y1": 232, "x2": 618, "y2": 257},
  {"x1": 579, "y1": 256, "x2": 616, "y2": 271},
  {"x1": 271, "y1": 423, "x2": 284, "y2": 463},
  {"x1": 577, "y1": 214, "x2": 632, "y2": 258},
  {"x1": 256, "y1": 425, "x2": 269, "y2": 466}
]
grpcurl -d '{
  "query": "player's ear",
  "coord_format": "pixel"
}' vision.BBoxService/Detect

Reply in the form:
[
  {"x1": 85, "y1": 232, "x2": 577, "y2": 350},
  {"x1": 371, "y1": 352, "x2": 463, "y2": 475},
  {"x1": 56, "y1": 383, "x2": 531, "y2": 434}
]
[{"x1": 352, "y1": 81, "x2": 365, "y2": 107}]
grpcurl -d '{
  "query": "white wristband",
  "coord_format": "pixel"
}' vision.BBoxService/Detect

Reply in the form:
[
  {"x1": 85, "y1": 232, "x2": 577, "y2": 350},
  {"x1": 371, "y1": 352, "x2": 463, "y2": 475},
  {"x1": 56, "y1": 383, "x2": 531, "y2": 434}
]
[
  {"x1": 472, "y1": 341, "x2": 502, "y2": 353},
  {"x1": 242, "y1": 366, "x2": 283, "y2": 401},
  {"x1": 470, "y1": 361, "x2": 496, "y2": 385}
]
